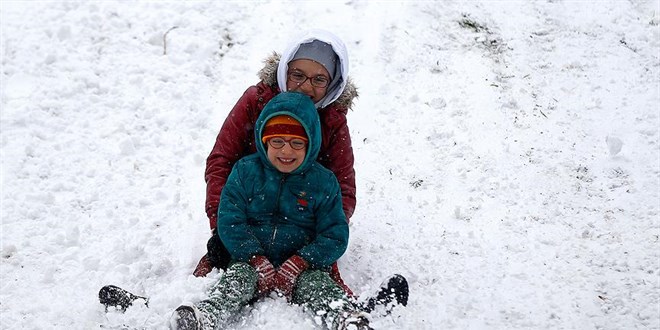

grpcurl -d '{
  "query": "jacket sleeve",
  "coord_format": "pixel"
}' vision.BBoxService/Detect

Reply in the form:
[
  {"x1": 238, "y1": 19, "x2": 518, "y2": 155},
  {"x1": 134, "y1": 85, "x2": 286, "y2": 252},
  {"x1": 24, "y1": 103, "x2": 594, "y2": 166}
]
[
  {"x1": 216, "y1": 162, "x2": 265, "y2": 261},
  {"x1": 205, "y1": 86, "x2": 263, "y2": 230},
  {"x1": 318, "y1": 108, "x2": 356, "y2": 222},
  {"x1": 297, "y1": 174, "x2": 349, "y2": 269}
]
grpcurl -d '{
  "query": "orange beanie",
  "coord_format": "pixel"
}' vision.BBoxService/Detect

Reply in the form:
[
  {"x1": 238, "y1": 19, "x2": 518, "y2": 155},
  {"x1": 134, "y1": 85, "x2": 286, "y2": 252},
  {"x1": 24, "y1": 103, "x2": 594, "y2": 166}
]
[{"x1": 261, "y1": 115, "x2": 308, "y2": 143}]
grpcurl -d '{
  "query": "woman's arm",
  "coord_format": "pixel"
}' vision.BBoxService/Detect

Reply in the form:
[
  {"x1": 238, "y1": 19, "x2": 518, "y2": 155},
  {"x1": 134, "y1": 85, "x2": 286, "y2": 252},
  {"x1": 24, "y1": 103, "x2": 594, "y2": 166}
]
[
  {"x1": 205, "y1": 86, "x2": 263, "y2": 229},
  {"x1": 318, "y1": 108, "x2": 356, "y2": 222}
]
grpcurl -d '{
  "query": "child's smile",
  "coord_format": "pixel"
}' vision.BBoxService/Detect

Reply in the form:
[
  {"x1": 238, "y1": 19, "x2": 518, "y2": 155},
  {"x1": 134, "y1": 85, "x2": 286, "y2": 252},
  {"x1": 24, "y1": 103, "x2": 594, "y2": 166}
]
[{"x1": 267, "y1": 140, "x2": 306, "y2": 173}]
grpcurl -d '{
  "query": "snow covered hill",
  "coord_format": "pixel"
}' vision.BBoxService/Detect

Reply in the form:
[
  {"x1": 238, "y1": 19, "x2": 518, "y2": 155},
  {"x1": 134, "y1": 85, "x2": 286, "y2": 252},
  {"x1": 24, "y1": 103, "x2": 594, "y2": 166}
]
[{"x1": 1, "y1": 1, "x2": 658, "y2": 329}]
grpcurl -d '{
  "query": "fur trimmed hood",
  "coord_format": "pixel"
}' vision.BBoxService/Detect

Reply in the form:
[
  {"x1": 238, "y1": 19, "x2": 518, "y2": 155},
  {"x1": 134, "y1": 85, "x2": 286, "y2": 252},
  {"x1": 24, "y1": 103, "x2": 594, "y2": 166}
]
[{"x1": 258, "y1": 52, "x2": 359, "y2": 110}]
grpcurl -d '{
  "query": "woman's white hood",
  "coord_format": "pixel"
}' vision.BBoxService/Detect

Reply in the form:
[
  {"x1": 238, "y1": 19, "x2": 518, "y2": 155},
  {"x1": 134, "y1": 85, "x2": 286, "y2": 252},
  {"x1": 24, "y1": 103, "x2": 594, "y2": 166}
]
[{"x1": 277, "y1": 29, "x2": 349, "y2": 109}]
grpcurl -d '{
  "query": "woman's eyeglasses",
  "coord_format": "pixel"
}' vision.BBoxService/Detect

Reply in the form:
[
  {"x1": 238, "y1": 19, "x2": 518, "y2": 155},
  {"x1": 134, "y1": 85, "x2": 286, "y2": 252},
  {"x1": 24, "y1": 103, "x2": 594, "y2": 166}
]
[
  {"x1": 267, "y1": 137, "x2": 307, "y2": 150},
  {"x1": 287, "y1": 70, "x2": 330, "y2": 88}
]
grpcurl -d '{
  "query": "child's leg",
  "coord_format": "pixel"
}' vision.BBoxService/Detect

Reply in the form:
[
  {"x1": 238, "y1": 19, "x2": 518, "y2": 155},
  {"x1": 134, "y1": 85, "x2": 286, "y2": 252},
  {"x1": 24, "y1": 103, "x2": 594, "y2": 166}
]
[
  {"x1": 195, "y1": 262, "x2": 257, "y2": 329},
  {"x1": 292, "y1": 270, "x2": 359, "y2": 328}
]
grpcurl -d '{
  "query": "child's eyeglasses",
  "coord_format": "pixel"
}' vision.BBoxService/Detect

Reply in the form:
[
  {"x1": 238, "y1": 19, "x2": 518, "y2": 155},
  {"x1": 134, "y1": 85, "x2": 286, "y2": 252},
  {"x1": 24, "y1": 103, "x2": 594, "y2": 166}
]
[
  {"x1": 287, "y1": 70, "x2": 329, "y2": 88},
  {"x1": 267, "y1": 137, "x2": 307, "y2": 150}
]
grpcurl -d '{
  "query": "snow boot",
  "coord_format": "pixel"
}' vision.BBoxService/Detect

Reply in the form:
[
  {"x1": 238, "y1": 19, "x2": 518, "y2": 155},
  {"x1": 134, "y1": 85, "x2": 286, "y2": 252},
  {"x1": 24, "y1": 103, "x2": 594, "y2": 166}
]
[
  {"x1": 337, "y1": 312, "x2": 372, "y2": 330},
  {"x1": 170, "y1": 305, "x2": 202, "y2": 330},
  {"x1": 361, "y1": 274, "x2": 409, "y2": 314},
  {"x1": 98, "y1": 285, "x2": 148, "y2": 312}
]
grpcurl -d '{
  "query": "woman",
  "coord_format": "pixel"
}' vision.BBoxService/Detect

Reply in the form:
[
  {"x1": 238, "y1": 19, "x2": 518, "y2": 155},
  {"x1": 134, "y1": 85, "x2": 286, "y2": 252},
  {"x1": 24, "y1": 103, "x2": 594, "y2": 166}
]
[{"x1": 197, "y1": 29, "x2": 358, "y2": 295}]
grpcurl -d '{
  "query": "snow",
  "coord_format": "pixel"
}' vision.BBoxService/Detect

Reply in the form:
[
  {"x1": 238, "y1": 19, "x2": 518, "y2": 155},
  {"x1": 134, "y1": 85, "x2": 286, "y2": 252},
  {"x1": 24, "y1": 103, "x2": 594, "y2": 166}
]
[{"x1": 1, "y1": 1, "x2": 659, "y2": 329}]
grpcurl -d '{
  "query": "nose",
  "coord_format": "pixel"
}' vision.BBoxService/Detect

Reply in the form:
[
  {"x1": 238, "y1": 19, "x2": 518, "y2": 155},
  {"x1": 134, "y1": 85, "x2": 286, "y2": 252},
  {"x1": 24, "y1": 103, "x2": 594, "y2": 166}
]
[
  {"x1": 296, "y1": 79, "x2": 314, "y2": 94},
  {"x1": 279, "y1": 143, "x2": 295, "y2": 153}
]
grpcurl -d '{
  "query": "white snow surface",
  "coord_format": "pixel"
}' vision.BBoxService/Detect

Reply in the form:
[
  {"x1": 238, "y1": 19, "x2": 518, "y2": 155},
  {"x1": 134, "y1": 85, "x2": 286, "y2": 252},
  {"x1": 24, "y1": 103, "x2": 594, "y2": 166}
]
[{"x1": 1, "y1": 1, "x2": 659, "y2": 329}]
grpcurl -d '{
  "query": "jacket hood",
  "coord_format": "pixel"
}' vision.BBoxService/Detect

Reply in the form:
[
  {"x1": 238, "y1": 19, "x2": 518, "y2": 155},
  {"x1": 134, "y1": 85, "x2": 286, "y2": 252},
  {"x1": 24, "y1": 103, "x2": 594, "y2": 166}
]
[
  {"x1": 254, "y1": 92, "x2": 322, "y2": 174},
  {"x1": 257, "y1": 30, "x2": 358, "y2": 110},
  {"x1": 278, "y1": 29, "x2": 348, "y2": 109},
  {"x1": 258, "y1": 52, "x2": 358, "y2": 111}
]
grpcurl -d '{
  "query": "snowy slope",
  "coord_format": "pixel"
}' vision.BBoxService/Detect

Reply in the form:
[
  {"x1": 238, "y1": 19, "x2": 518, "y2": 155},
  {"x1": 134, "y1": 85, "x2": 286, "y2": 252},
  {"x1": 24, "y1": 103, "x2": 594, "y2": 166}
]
[{"x1": 1, "y1": 1, "x2": 658, "y2": 329}]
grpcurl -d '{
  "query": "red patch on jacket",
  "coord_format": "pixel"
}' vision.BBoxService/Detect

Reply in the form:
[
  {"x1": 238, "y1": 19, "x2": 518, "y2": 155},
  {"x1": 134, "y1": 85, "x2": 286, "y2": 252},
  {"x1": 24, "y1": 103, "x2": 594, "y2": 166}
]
[{"x1": 297, "y1": 191, "x2": 308, "y2": 211}]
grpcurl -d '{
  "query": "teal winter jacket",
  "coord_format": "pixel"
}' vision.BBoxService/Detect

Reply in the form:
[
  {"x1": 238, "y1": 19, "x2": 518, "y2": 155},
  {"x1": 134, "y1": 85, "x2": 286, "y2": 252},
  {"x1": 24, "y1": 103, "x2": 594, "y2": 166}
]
[{"x1": 216, "y1": 92, "x2": 349, "y2": 269}]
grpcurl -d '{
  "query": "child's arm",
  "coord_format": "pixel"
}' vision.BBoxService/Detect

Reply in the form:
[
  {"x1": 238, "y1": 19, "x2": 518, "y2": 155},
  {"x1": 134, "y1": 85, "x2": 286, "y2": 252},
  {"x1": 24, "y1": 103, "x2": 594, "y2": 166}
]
[
  {"x1": 205, "y1": 86, "x2": 262, "y2": 230},
  {"x1": 273, "y1": 180, "x2": 349, "y2": 297},
  {"x1": 216, "y1": 162, "x2": 265, "y2": 262},
  {"x1": 297, "y1": 178, "x2": 349, "y2": 269}
]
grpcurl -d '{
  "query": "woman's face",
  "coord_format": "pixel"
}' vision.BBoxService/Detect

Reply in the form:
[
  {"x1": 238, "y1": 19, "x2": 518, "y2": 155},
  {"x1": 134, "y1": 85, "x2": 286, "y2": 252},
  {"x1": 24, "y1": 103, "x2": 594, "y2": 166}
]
[{"x1": 286, "y1": 59, "x2": 330, "y2": 103}]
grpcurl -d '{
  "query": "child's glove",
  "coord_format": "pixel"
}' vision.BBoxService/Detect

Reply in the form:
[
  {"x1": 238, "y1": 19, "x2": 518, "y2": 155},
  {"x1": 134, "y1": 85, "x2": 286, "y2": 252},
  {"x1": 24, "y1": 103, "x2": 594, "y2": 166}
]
[
  {"x1": 249, "y1": 255, "x2": 276, "y2": 296},
  {"x1": 274, "y1": 255, "x2": 309, "y2": 298}
]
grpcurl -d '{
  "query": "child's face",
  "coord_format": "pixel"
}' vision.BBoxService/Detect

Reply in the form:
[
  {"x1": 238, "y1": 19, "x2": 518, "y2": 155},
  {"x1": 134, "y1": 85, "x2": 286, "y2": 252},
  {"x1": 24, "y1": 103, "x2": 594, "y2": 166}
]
[
  {"x1": 286, "y1": 59, "x2": 330, "y2": 103},
  {"x1": 266, "y1": 137, "x2": 307, "y2": 173}
]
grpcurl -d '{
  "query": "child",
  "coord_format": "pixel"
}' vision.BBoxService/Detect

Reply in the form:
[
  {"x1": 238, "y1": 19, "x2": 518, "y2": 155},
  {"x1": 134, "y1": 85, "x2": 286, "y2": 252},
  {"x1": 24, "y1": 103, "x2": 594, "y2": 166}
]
[
  {"x1": 196, "y1": 30, "x2": 358, "y2": 296},
  {"x1": 171, "y1": 92, "x2": 369, "y2": 330}
]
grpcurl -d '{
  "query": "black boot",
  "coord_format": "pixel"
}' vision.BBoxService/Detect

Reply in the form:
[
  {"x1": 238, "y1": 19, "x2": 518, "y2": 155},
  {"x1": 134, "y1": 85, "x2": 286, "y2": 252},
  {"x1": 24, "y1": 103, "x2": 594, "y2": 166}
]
[
  {"x1": 98, "y1": 285, "x2": 148, "y2": 312},
  {"x1": 361, "y1": 274, "x2": 409, "y2": 314},
  {"x1": 338, "y1": 311, "x2": 373, "y2": 330},
  {"x1": 207, "y1": 233, "x2": 232, "y2": 270},
  {"x1": 170, "y1": 305, "x2": 202, "y2": 330}
]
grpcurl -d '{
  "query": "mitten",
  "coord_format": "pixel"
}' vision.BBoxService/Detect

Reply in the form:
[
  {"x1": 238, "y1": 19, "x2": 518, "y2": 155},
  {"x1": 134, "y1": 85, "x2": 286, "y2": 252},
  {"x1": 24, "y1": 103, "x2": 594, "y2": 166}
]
[
  {"x1": 192, "y1": 234, "x2": 231, "y2": 277},
  {"x1": 192, "y1": 254, "x2": 213, "y2": 277},
  {"x1": 249, "y1": 255, "x2": 276, "y2": 296},
  {"x1": 274, "y1": 255, "x2": 309, "y2": 298}
]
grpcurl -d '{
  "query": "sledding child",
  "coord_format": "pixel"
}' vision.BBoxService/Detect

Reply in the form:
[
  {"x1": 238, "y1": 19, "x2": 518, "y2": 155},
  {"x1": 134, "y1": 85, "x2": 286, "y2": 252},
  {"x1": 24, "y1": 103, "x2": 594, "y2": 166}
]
[
  {"x1": 196, "y1": 29, "x2": 358, "y2": 297},
  {"x1": 171, "y1": 92, "x2": 369, "y2": 330}
]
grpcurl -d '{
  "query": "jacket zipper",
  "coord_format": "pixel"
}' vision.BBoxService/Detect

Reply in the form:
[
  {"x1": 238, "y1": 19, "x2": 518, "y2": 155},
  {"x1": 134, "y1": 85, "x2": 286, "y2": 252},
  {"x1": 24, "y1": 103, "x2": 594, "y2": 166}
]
[{"x1": 269, "y1": 174, "x2": 287, "y2": 251}]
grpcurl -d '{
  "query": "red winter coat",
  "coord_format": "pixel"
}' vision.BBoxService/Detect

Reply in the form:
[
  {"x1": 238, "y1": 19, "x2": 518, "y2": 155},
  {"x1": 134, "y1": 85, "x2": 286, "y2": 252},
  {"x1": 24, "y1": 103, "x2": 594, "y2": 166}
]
[{"x1": 205, "y1": 53, "x2": 359, "y2": 230}]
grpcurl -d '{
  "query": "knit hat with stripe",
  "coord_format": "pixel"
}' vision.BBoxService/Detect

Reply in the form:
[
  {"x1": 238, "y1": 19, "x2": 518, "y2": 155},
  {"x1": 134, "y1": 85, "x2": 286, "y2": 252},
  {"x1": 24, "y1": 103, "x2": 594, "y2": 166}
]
[{"x1": 261, "y1": 115, "x2": 308, "y2": 143}]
